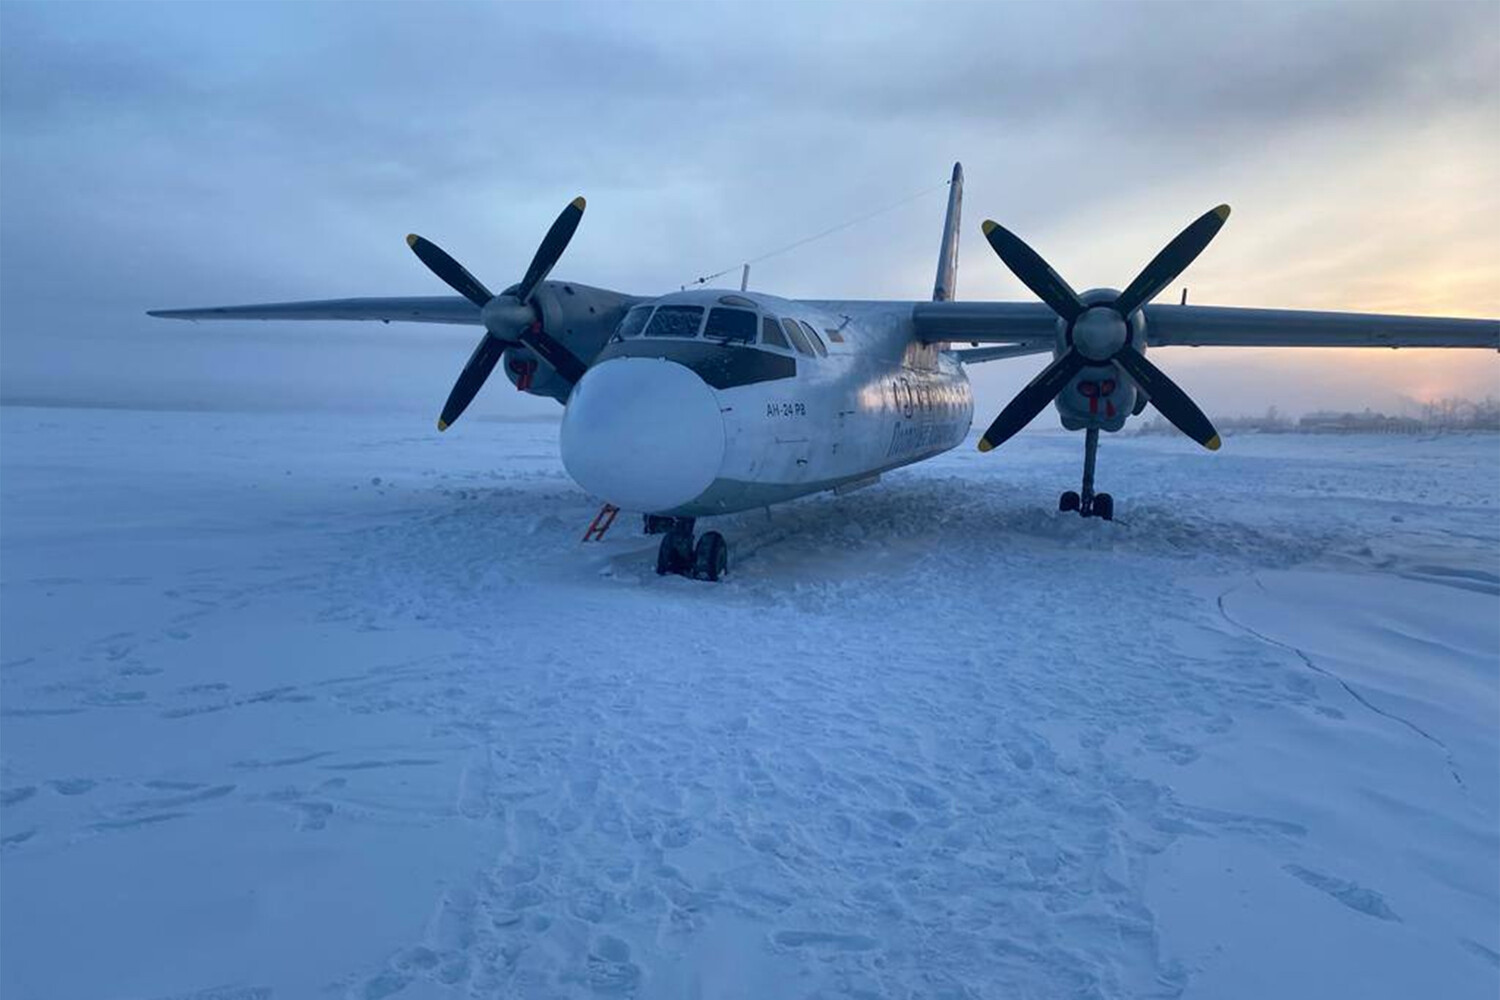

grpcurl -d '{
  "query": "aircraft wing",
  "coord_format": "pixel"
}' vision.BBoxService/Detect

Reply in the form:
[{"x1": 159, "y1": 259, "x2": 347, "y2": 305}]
[
  {"x1": 147, "y1": 296, "x2": 482, "y2": 326},
  {"x1": 911, "y1": 301, "x2": 1058, "y2": 347},
  {"x1": 1142, "y1": 304, "x2": 1499, "y2": 349},
  {"x1": 913, "y1": 299, "x2": 1499, "y2": 350}
]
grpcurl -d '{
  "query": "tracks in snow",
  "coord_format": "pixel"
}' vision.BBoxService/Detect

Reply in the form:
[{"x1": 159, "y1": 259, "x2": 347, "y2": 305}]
[{"x1": 1215, "y1": 575, "x2": 1468, "y2": 792}]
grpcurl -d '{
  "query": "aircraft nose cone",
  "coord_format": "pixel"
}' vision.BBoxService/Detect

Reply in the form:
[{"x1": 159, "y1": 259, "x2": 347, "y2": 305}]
[{"x1": 561, "y1": 357, "x2": 726, "y2": 513}]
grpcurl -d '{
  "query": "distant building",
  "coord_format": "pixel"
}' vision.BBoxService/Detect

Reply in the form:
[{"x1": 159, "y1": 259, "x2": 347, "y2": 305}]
[{"x1": 1297, "y1": 410, "x2": 1424, "y2": 434}]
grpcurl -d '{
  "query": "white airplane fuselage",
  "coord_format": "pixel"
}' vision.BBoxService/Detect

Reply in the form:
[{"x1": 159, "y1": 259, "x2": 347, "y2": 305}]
[{"x1": 559, "y1": 289, "x2": 974, "y2": 517}]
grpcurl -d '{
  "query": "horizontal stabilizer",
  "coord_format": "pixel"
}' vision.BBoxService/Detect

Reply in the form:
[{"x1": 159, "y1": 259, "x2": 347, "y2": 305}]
[{"x1": 954, "y1": 344, "x2": 1052, "y2": 365}]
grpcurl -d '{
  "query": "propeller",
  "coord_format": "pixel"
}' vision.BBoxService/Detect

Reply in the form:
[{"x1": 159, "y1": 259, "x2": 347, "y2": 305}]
[
  {"x1": 976, "y1": 205, "x2": 1229, "y2": 453},
  {"x1": 408, "y1": 197, "x2": 589, "y2": 431}
]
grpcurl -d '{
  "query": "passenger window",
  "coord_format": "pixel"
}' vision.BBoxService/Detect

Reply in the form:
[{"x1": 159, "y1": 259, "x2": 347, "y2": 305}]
[
  {"x1": 781, "y1": 317, "x2": 815, "y2": 356},
  {"x1": 613, "y1": 305, "x2": 652, "y2": 341},
  {"x1": 704, "y1": 307, "x2": 758, "y2": 344},
  {"x1": 798, "y1": 320, "x2": 828, "y2": 357},
  {"x1": 762, "y1": 315, "x2": 790, "y2": 349},
  {"x1": 644, "y1": 305, "x2": 704, "y2": 338}
]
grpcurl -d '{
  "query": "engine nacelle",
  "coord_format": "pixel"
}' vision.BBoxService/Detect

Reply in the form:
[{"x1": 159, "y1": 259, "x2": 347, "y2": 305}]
[
  {"x1": 501, "y1": 281, "x2": 642, "y2": 403},
  {"x1": 1053, "y1": 287, "x2": 1149, "y2": 432},
  {"x1": 1057, "y1": 364, "x2": 1139, "y2": 431}
]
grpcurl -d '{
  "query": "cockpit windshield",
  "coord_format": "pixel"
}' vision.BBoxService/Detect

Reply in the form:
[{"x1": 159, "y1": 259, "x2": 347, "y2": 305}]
[
  {"x1": 610, "y1": 300, "x2": 785, "y2": 348},
  {"x1": 644, "y1": 305, "x2": 704, "y2": 338},
  {"x1": 613, "y1": 305, "x2": 652, "y2": 340},
  {"x1": 703, "y1": 307, "x2": 757, "y2": 344}
]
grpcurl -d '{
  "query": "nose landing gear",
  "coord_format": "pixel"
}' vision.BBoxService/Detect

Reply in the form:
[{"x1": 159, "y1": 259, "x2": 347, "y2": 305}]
[
  {"x1": 650, "y1": 516, "x2": 729, "y2": 581},
  {"x1": 1060, "y1": 426, "x2": 1114, "y2": 520}
]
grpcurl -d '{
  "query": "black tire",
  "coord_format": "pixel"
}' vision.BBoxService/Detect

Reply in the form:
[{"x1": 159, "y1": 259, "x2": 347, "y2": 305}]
[
  {"x1": 657, "y1": 533, "x2": 692, "y2": 576},
  {"x1": 693, "y1": 531, "x2": 728, "y2": 582},
  {"x1": 1094, "y1": 493, "x2": 1114, "y2": 521},
  {"x1": 1059, "y1": 491, "x2": 1080, "y2": 513}
]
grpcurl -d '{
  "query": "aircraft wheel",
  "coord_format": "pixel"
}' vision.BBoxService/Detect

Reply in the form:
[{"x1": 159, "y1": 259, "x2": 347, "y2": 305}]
[
  {"x1": 1094, "y1": 493, "x2": 1114, "y2": 521},
  {"x1": 692, "y1": 531, "x2": 728, "y2": 582},
  {"x1": 1059, "y1": 490, "x2": 1080, "y2": 513},
  {"x1": 656, "y1": 533, "x2": 693, "y2": 576}
]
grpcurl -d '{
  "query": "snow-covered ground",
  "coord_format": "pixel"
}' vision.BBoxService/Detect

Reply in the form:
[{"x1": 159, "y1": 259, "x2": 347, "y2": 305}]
[{"x1": 2, "y1": 405, "x2": 1496, "y2": 1000}]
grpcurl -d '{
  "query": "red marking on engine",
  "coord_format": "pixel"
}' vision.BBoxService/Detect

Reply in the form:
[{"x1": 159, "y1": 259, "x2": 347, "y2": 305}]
[
  {"x1": 1078, "y1": 380, "x2": 1099, "y2": 414},
  {"x1": 510, "y1": 359, "x2": 537, "y2": 392}
]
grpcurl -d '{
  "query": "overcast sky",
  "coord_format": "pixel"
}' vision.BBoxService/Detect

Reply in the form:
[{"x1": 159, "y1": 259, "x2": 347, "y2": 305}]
[{"x1": 2, "y1": 1, "x2": 1497, "y2": 421}]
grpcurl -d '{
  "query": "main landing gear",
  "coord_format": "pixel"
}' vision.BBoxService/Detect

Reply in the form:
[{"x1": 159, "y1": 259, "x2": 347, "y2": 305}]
[
  {"x1": 648, "y1": 516, "x2": 729, "y2": 582},
  {"x1": 1060, "y1": 426, "x2": 1114, "y2": 521}
]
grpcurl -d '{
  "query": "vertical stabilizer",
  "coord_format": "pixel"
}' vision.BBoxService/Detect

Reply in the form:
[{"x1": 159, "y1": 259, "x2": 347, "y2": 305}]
[{"x1": 932, "y1": 162, "x2": 963, "y2": 301}]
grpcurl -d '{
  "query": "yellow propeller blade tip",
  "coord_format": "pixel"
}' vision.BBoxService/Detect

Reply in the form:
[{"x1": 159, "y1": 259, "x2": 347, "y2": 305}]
[
  {"x1": 1205, "y1": 434, "x2": 1221, "y2": 451},
  {"x1": 1213, "y1": 205, "x2": 1231, "y2": 222},
  {"x1": 571, "y1": 196, "x2": 586, "y2": 211},
  {"x1": 981, "y1": 220, "x2": 998, "y2": 236},
  {"x1": 977, "y1": 438, "x2": 994, "y2": 453},
  {"x1": 437, "y1": 419, "x2": 449, "y2": 432},
  {"x1": 406, "y1": 234, "x2": 420, "y2": 247}
]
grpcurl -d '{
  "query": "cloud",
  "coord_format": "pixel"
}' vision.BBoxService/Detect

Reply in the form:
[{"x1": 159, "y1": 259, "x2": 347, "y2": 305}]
[{"x1": 1, "y1": 0, "x2": 1496, "y2": 418}]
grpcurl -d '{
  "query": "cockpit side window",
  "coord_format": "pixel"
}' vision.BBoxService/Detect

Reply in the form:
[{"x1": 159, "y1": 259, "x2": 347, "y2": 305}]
[
  {"x1": 798, "y1": 320, "x2": 829, "y2": 357},
  {"x1": 781, "y1": 317, "x2": 815, "y2": 356},
  {"x1": 644, "y1": 305, "x2": 705, "y2": 338},
  {"x1": 761, "y1": 315, "x2": 790, "y2": 349},
  {"x1": 613, "y1": 305, "x2": 652, "y2": 341},
  {"x1": 703, "y1": 307, "x2": 758, "y2": 344}
]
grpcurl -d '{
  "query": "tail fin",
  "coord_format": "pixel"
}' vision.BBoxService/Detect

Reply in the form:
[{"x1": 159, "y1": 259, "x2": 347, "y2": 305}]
[{"x1": 932, "y1": 162, "x2": 963, "y2": 302}]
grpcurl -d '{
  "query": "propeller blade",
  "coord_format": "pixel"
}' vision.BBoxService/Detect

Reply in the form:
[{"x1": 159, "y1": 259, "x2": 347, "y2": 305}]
[
  {"x1": 516, "y1": 196, "x2": 585, "y2": 302},
  {"x1": 406, "y1": 234, "x2": 494, "y2": 308},
  {"x1": 981, "y1": 220, "x2": 1085, "y2": 323},
  {"x1": 517, "y1": 322, "x2": 587, "y2": 386},
  {"x1": 1113, "y1": 205, "x2": 1230, "y2": 316},
  {"x1": 977, "y1": 350, "x2": 1089, "y2": 452},
  {"x1": 1114, "y1": 349, "x2": 1220, "y2": 450},
  {"x1": 437, "y1": 332, "x2": 508, "y2": 431}
]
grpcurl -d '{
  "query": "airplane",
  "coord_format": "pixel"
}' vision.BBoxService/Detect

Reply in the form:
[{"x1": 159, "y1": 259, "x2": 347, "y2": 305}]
[{"x1": 151, "y1": 163, "x2": 1500, "y2": 581}]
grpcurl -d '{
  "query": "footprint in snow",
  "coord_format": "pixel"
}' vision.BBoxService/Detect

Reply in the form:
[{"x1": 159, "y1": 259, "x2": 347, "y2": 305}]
[
  {"x1": 91, "y1": 812, "x2": 187, "y2": 832},
  {"x1": 141, "y1": 987, "x2": 271, "y2": 1000},
  {"x1": 585, "y1": 935, "x2": 641, "y2": 994},
  {"x1": 231, "y1": 751, "x2": 333, "y2": 770},
  {"x1": 125, "y1": 784, "x2": 235, "y2": 811},
  {"x1": 773, "y1": 930, "x2": 879, "y2": 951},
  {"x1": 294, "y1": 801, "x2": 334, "y2": 831},
  {"x1": 1284, "y1": 864, "x2": 1400, "y2": 921},
  {"x1": 1, "y1": 785, "x2": 37, "y2": 807}
]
